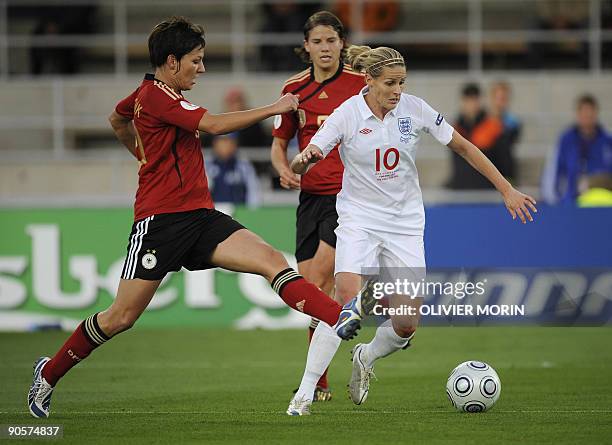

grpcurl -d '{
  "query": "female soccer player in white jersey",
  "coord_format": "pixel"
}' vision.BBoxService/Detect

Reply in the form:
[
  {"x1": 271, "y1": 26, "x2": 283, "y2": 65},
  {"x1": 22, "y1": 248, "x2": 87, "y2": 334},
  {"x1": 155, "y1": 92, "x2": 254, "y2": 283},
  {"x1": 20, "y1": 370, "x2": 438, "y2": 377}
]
[{"x1": 286, "y1": 45, "x2": 537, "y2": 415}]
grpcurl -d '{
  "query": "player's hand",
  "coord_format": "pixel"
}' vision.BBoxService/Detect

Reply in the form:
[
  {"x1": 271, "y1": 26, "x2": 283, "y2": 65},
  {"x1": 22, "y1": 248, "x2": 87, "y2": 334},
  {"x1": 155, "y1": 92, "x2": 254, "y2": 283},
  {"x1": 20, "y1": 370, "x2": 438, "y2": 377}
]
[
  {"x1": 502, "y1": 187, "x2": 537, "y2": 224},
  {"x1": 279, "y1": 168, "x2": 300, "y2": 190},
  {"x1": 273, "y1": 93, "x2": 299, "y2": 114},
  {"x1": 299, "y1": 146, "x2": 324, "y2": 165}
]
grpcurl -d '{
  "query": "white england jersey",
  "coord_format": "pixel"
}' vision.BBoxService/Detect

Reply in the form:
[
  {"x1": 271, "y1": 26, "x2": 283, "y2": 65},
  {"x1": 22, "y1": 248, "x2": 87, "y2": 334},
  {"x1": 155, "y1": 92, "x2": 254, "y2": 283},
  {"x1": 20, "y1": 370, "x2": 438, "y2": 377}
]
[{"x1": 310, "y1": 86, "x2": 454, "y2": 235}]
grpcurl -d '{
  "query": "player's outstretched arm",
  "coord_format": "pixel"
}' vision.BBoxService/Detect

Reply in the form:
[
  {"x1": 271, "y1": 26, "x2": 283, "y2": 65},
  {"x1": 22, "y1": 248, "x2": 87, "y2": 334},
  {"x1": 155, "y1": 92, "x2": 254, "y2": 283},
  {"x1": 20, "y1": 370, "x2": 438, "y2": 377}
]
[
  {"x1": 290, "y1": 144, "x2": 324, "y2": 175},
  {"x1": 108, "y1": 111, "x2": 144, "y2": 163},
  {"x1": 198, "y1": 93, "x2": 299, "y2": 135},
  {"x1": 447, "y1": 130, "x2": 537, "y2": 224},
  {"x1": 271, "y1": 137, "x2": 301, "y2": 190}
]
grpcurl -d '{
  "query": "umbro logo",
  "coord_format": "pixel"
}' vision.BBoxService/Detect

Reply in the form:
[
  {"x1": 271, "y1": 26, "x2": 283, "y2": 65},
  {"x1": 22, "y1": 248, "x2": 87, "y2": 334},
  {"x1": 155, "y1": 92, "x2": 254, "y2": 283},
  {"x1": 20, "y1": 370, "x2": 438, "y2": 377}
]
[{"x1": 359, "y1": 128, "x2": 373, "y2": 134}]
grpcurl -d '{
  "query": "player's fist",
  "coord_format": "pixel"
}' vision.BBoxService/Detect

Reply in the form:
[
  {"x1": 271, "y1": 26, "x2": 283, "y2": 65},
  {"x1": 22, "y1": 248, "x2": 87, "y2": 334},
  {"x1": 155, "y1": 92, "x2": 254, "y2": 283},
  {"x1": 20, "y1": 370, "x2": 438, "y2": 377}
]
[
  {"x1": 299, "y1": 146, "x2": 324, "y2": 165},
  {"x1": 274, "y1": 93, "x2": 299, "y2": 114},
  {"x1": 290, "y1": 144, "x2": 323, "y2": 174}
]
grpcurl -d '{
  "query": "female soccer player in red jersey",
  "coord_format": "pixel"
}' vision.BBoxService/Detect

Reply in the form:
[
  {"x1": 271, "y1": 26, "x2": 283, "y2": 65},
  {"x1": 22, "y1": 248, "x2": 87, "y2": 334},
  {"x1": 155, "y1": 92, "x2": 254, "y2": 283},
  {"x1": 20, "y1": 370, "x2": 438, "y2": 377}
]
[
  {"x1": 27, "y1": 16, "x2": 375, "y2": 419},
  {"x1": 270, "y1": 10, "x2": 365, "y2": 403}
]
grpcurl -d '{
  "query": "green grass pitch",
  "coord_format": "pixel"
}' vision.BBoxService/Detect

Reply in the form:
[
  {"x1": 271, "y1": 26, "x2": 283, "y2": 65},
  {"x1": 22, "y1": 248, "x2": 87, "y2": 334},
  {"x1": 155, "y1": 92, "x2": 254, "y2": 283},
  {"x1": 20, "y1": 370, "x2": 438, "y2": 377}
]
[{"x1": 1, "y1": 326, "x2": 611, "y2": 444}]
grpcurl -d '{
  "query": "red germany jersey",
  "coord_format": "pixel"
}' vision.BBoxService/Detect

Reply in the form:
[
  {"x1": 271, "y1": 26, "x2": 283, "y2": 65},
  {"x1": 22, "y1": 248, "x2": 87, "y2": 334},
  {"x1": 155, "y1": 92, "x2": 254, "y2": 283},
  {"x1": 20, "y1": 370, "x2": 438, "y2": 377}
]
[
  {"x1": 115, "y1": 74, "x2": 213, "y2": 221},
  {"x1": 272, "y1": 64, "x2": 365, "y2": 195}
]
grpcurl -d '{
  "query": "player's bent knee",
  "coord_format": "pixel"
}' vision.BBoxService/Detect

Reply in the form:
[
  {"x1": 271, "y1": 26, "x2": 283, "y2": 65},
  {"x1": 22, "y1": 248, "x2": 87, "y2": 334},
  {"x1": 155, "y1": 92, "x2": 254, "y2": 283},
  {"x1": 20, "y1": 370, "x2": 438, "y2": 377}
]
[
  {"x1": 270, "y1": 247, "x2": 288, "y2": 266},
  {"x1": 262, "y1": 248, "x2": 290, "y2": 280},
  {"x1": 115, "y1": 313, "x2": 138, "y2": 334},
  {"x1": 99, "y1": 309, "x2": 140, "y2": 336}
]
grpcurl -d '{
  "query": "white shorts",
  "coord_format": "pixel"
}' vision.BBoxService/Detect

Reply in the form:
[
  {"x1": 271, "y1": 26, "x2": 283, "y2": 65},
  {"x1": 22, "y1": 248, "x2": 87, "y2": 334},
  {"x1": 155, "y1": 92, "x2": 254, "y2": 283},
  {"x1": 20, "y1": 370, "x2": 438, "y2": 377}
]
[{"x1": 335, "y1": 225, "x2": 426, "y2": 282}]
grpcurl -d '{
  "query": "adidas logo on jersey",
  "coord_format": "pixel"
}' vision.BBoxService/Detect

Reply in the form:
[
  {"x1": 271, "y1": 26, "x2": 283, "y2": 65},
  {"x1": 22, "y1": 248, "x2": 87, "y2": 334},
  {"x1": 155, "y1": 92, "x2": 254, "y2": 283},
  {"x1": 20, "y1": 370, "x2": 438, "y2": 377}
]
[
  {"x1": 318, "y1": 91, "x2": 328, "y2": 99},
  {"x1": 296, "y1": 300, "x2": 306, "y2": 312},
  {"x1": 359, "y1": 128, "x2": 373, "y2": 134}
]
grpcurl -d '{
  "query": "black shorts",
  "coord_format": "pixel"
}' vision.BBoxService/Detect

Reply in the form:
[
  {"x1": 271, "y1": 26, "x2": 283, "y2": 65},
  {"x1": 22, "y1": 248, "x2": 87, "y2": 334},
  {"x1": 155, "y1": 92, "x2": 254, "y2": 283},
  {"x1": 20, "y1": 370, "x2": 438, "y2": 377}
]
[
  {"x1": 120, "y1": 208, "x2": 244, "y2": 280},
  {"x1": 295, "y1": 191, "x2": 338, "y2": 262}
]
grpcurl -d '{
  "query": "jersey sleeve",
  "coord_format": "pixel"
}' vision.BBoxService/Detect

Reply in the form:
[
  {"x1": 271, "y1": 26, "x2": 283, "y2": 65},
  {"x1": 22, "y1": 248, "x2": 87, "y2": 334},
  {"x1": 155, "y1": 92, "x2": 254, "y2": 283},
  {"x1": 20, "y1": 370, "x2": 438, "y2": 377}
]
[
  {"x1": 420, "y1": 98, "x2": 454, "y2": 145},
  {"x1": 309, "y1": 107, "x2": 346, "y2": 157},
  {"x1": 156, "y1": 95, "x2": 207, "y2": 133},
  {"x1": 271, "y1": 87, "x2": 298, "y2": 140},
  {"x1": 115, "y1": 88, "x2": 139, "y2": 119}
]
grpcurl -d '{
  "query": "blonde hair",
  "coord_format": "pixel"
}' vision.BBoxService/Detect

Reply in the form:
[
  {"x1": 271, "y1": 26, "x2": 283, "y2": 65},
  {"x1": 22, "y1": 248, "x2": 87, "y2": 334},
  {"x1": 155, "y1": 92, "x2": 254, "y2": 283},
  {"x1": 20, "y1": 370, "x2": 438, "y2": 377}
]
[{"x1": 346, "y1": 45, "x2": 405, "y2": 77}]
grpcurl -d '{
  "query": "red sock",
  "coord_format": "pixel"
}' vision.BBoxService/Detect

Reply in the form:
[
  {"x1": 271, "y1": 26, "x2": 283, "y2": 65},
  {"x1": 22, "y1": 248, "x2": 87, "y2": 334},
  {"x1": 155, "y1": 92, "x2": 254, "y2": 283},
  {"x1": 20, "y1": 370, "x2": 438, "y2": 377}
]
[
  {"x1": 272, "y1": 269, "x2": 342, "y2": 327},
  {"x1": 318, "y1": 368, "x2": 329, "y2": 389},
  {"x1": 42, "y1": 313, "x2": 110, "y2": 386},
  {"x1": 308, "y1": 323, "x2": 329, "y2": 389}
]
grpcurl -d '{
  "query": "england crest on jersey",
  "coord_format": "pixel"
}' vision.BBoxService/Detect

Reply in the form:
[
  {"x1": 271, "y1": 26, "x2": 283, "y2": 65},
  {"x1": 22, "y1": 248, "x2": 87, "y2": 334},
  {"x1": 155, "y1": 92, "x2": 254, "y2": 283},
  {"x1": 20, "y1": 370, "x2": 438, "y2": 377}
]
[{"x1": 398, "y1": 117, "x2": 412, "y2": 135}]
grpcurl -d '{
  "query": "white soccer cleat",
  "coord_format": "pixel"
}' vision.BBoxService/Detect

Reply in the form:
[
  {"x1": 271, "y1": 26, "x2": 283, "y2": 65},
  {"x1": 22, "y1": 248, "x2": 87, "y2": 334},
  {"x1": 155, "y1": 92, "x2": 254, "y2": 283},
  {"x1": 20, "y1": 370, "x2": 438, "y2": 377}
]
[
  {"x1": 286, "y1": 395, "x2": 312, "y2": 416},
  {"x1": 28, "y1": 357, "x2": 54, "y2": 418},
  {"x1": 348, "y1": 344, "x2": 376, "y2": 405}
]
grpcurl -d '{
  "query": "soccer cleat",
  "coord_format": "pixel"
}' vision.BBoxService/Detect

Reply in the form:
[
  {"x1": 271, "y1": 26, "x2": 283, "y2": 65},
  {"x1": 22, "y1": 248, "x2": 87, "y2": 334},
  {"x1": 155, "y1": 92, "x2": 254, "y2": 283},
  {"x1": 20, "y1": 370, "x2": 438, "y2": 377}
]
[
  {"x1": 313, "y1": 386, "x2": 332, "y2": 402},
  {"x1": 348, "y1": 344, "x2": 376, "y2": 405},
  {"x1": 28, "y1": 357, "x2": 54, "y2": 418},
  {"x1": 286, "y1": 395, "x2": 312, "y2": 416},
  {"x1": 334, "y1": 280, "x2": 378, "y2": 340}
]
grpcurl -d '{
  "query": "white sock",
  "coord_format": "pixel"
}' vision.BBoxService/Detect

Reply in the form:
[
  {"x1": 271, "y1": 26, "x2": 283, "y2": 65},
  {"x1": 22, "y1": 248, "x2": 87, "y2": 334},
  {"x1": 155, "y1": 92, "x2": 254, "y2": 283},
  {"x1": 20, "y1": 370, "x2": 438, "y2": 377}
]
[
  {"x1": 361, "y1": 319, "x2": 411, "y2": 368},
  {"x1": 295, "y1": 321, "x2": 341, "y2": 401}
]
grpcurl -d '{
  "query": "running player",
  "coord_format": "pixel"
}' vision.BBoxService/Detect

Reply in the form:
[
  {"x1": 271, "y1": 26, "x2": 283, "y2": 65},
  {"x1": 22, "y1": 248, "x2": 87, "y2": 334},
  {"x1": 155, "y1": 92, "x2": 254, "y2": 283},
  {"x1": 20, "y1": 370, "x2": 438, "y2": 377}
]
[
  {"x1": 271, "y1": 11, "x2": 364, "y2": 402},
  {"x1": 287, "y1": 45, "x2": 537, "y2": 415},
  {"x1": 27, "y1": 17, "x2": 375, "y2": 419}
]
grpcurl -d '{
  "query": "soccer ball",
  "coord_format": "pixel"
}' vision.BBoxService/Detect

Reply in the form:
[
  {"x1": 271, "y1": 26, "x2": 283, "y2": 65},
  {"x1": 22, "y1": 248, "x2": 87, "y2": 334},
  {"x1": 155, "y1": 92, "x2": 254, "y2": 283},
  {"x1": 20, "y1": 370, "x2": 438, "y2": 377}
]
[{"x1": 446, "y1": 361, "x2": 501, "y2": 412}]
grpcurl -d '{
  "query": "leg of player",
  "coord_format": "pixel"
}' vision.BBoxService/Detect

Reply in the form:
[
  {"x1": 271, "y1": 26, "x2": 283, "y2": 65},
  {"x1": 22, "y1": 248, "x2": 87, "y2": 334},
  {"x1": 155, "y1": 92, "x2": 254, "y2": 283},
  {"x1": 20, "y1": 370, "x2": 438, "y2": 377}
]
[
  {"x1": 349, "y1": 294, "x2": 421, "y2": 405},
  {"x1": 288, "y1": 272, "x2": 363, "y2": 415},
  {"x1": 209, "y1": 229, "x2": 373, "y2": 334},
  {"x1": 28, "y1": 278, "x2": 161, "y2": 418},
  {"x1": 297, "y1": 240, "x2": 335, "y2": 401}
]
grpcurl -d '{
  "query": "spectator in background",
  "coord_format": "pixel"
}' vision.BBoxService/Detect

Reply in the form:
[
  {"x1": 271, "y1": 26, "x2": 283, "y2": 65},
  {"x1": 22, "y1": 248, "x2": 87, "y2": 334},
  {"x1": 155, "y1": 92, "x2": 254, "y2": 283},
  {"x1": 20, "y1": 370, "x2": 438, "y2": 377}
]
[
  {"x1": 29, "y1": 5, "x2": 97, "y2": 74},
  {"x1": 447, "y1": 83, "x2": 505, "y2": 189},
  {"x1": 206, "y1": 133, "x2": 261, "y2": 207},
  {"x1": 526, "y1": 0, "x2": 588, "y2": 69},
  {"x1": 201, "y1": 88, "x2": 271, "y2": 149},
  {"x1": 489, "y1": 81, "x2": 521, "y2": 183},
  {"x1": 30, "y1": 18, "x2": 67, "y2": 74},
  {"x1": 333, "y1": 1, "x2": 399, "y2": 33},
  {"x1": 259, "y1": 2, "x2": 320, "y2": 71},
  {"x1": 541, "y1": 95, "x2": 612, "y2": 204}
]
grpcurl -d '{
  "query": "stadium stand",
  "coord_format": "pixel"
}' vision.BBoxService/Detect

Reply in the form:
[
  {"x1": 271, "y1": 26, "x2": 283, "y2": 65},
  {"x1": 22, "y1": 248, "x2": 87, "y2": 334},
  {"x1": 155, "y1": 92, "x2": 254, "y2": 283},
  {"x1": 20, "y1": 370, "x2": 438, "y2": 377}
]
[{"x1": 1, "y1": 0, "x2": 610, "y2": 204}]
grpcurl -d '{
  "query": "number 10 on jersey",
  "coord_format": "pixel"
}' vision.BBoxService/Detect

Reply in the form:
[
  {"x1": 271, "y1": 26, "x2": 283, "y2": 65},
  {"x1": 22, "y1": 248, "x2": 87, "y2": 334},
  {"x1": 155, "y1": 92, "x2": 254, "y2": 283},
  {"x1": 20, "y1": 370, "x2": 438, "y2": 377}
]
[{"x1": 375, "y1": 148, "x2": 400, "y2": 171}]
